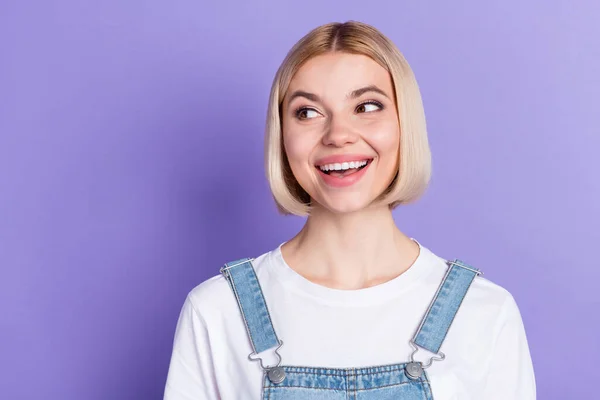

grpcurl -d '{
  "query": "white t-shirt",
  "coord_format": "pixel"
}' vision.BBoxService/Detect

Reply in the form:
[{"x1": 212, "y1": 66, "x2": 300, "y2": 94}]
[{"x1": 163, "y1": 239, "x2": 536, "y2": 399}]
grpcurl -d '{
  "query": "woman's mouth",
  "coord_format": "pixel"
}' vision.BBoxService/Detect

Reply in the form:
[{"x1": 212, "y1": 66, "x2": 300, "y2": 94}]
[
  {"x1": 317, "y1": 159, "x2": 371, "y2": 177},
  {"x1": 314, "y1": 158, "x2": 373, "y2": 187}
]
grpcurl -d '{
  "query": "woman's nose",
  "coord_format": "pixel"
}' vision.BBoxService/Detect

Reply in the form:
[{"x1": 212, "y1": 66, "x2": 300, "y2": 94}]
[{"x1": 322, "y1": 115, "x2": 359, "y2": 147}]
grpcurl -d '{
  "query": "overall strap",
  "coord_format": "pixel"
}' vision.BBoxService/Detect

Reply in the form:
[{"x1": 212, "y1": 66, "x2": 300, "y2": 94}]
[
  {"x1": 412, "y1": 259, "x2": 481, "y2": 355},
  {"x1": 220, "y1": 258, "x2": 281, "y2": 355}
]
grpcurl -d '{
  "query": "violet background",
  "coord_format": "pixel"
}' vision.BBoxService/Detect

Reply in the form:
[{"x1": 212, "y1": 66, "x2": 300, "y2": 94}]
[{"x1": 1, "y1": 0, "x2": 599, "y2": 398}]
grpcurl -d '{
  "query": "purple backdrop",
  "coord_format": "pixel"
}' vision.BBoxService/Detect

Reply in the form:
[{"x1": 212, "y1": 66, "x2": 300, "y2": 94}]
[{"x1": 1, "y1": 1, "x2": 599, "y2": 398}]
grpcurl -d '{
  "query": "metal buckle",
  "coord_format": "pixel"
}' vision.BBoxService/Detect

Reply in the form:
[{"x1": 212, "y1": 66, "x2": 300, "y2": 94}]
[
  {"x1": 409, "y1": 341, "x2": 445, "y2": 369},
  {"x1": 248, "y1": 339, "x2": 284, "y2": 369},
  {"x1": 248, "y1": 340, "x2": 286, "y2": 384}
]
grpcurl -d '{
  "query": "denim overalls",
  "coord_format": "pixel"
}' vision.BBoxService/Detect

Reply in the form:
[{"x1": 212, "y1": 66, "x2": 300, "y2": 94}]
[{"x1": 220, "y1": 255, "x2": 480, "y2": 399}]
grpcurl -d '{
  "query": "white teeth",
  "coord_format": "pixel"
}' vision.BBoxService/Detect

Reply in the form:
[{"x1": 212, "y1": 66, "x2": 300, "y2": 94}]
[{"x1": 318, "y1": 160, "x2": 369, "y2": 172}]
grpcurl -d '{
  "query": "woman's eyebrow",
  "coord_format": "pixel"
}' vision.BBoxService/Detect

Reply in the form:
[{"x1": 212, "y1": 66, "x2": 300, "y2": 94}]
[
  {"x1": 348, "y1": 85, "x2": 390, "y2": 100},
  {"x1": 286, "y1": 85, "x2": 390, "y2": 106},
  {"x1": 286, "y1": 90, "x2": 320, "y2": 105}
]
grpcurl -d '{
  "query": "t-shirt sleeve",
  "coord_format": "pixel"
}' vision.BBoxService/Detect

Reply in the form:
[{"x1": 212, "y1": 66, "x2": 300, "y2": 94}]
[
  {"x1": 483, "y1": 293, "x2": 536, "y2": 399},
  {"x1": 163, "y1": 294, "x2": 220, "y2": 400}
]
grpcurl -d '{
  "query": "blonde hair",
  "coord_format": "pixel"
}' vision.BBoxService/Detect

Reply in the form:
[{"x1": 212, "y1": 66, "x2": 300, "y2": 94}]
[{"x1": 265, "y1": 21, "x2": 432, "y2": 216}]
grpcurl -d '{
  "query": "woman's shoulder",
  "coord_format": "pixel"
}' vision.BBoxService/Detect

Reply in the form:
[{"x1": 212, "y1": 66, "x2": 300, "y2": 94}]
[
  {"x1": 470, "y1": 272, "x2": 520, "y2": 311},
  {"x1": 422, "y1": 249, "x2": 527, "y2": 349},
  {"x1": 426, "y1": 247, "x2": 523, "y2": 318},
  {"x1": 184, "y1": 250, "x2": 274, "y2": 319},
  {"x1": 459, "y1": 265, "x2": 525, "y2": 325}
]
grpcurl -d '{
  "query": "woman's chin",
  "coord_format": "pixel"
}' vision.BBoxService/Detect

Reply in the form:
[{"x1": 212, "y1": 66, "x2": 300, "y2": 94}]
[{"x1": 312, "y1": 196, "x2": 375, "y2": 215}]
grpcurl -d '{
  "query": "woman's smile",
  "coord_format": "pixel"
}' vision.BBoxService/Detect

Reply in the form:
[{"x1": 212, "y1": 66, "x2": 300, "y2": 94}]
[{"x1": 314, "y1": 154, "x2": 374, "y2": 188}]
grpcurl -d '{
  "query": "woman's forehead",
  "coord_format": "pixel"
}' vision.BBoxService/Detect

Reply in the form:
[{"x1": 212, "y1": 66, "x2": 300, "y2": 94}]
[{"x1": 285, "y1": 53, "x2": 393, "y2": 101}]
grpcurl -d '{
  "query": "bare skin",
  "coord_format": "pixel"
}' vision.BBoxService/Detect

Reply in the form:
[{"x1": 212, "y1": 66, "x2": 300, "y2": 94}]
[{"x1": 280, "y1": 52, "x2": 420, "y2": 290}]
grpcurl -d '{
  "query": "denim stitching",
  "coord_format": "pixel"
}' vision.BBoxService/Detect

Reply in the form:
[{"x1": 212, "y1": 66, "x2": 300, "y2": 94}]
[
  {"x1": 266, "y1": 380, "x2": 426, "y2": 391},
  {"x1": 265, "y1": 385, "x2": 345, "y2": 391},
  {"x1": 353, "y1": 368, "x2": 357, "y2": 400},
  {"x1": 225, "y1": 259, "x2": 280, "y2": 355},
  {"x1": 222, "y1": 264, "x2": 259, "y2": 354},
  {"x1": 412, "y1": 262, "x2": 453, "y2": 344},
  {"x1": 422, "y1": 370, "x2": 434, "y2": 400},
  {"x1": 262, "y1": 371, "x2": 270, "y2": 400},
  {"x1": 248, "y1": 259, "x2": 281, "y2": 349},
  {"x1": 274, "y1": 362, "x2": 413, "y2": 375},
  {"x1": 418, "y1": 267, "x2": 458, "y2": 352},
  {"x1": 344, "y1": 368, "x2": 349, "y2": 400},
  {"x1": 414, "y1": 262, "x2": 478, "y2": 353},
  {"x1": 354, "y1": 381, "x2": 416, "y2": 391},
  {"x1": 431, "y1": 268, "x2": 477, "y2": 353}
]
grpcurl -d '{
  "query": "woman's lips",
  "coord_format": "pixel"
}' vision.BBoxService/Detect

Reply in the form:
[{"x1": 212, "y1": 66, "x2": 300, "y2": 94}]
[
  {"x1": 316, "y1": 159, "x2": 373, "y2": 188},
  {"x1": 314, "y1": 154, "x2": 374, "y2": 166}
]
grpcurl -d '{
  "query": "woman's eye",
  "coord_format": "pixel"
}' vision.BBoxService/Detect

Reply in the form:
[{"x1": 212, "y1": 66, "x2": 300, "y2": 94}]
[
  {"x1": 296, "y1": 108, "x2": 320, "y2": 120},
  {"x1": 356, "y1": 101, "x2": 383, "y2": 113}
]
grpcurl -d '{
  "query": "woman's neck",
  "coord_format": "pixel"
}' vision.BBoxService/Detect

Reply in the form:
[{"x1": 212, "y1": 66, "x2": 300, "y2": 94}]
[{"x1": 281, "y1": 205, "x2": 420, "y2": 290}]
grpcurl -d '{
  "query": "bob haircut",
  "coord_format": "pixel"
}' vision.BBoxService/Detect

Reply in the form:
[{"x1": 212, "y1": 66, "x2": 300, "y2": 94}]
[{"x1": 265, "y1": 21, "x2": 432, "y2": 216}]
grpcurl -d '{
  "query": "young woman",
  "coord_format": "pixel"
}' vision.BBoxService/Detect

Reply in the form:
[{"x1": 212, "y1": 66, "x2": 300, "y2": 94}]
[{"x1": 163, "y1": 21, "x2": 536, "y2": 400}]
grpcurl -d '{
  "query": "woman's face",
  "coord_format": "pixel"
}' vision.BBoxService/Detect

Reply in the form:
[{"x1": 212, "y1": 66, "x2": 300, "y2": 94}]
[{"x1": 281, "y1": 52, "x2": 400, "y2": 214}]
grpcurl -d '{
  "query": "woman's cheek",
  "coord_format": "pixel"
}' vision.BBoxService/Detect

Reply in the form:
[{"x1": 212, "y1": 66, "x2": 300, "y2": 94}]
[
  {"x1": 363, "y1": 122, "x2": 400, "y2": 150},
  {"x1": 284, "y1": 133, "x2": 305, "y2": 163},
  {"x1": 283, "y1": 130, "x2": 315, "y2": 183}
]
